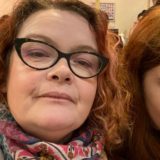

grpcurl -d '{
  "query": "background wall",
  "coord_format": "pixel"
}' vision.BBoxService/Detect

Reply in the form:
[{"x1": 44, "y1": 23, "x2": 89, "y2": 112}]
[
  {"x1": 116, "y1": 0, "x2": 148, "y2": 36},
  {"x1": 0, "y1": 0, "x2": 19, "y2": 16},
  {"x1": 84, "y1": 0, "x2": 150, "y2": 37},
  {"x1": 0, "y1": 0, "x2": 152, "y2": 38}
]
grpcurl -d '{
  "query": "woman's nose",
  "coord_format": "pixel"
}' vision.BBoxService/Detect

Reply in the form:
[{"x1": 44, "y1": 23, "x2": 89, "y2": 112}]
[{"x1": 46, "y1": 59, "x2": 73, "y2": 83}]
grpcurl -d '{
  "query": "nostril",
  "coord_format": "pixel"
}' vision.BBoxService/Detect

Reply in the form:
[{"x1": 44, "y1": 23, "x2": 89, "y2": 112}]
[
  {"x1": 52, "y1": 75, "x2": 59, "y2": 80},
  {"x1": 65, "y1": 77, "x2": 70, "y2": 81}
]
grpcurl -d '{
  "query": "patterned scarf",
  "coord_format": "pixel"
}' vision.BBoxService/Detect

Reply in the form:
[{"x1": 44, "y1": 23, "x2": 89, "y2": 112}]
[{"x1": 0, "y1": 106, "x2": 104, "y2": 160}]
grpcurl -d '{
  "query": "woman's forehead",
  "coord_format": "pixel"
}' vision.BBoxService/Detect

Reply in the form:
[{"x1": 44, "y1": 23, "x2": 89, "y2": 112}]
[
  {"x1": 17, "y1": 9, "x2": 91, "y2": 34},
  {"x1": 16, "y1": 9, "x2": 98, "y2": 53}
]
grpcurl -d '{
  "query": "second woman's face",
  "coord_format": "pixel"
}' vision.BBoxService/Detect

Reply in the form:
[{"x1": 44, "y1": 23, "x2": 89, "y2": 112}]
[
  {"x1": 7, "y1": 9, "x2": 98, "y2": 142},
  {"x1": 143, "y1": 65, "x2": 160, "y2": 129}
]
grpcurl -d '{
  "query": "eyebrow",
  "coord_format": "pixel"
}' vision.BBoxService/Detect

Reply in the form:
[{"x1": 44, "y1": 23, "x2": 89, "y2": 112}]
[{"x1": 20, "y1": 34, "x2": 98, "y2": 53}]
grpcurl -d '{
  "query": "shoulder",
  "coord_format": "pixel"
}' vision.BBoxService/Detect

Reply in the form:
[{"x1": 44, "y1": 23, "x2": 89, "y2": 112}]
[{"x1": 0, "y1": 149, "x2": 4, "y2": 160}]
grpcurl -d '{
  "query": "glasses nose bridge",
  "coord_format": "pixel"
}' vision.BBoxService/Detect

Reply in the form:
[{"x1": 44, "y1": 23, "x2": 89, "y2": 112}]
[{"x1": 57, "y1": 49, "x2": 71, "y2": 67}]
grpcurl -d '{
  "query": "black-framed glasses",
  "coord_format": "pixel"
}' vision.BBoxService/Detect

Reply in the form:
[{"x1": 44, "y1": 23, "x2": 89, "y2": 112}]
[{"x1": 14, "y1": 38, "x2": 108, "y2": 79}]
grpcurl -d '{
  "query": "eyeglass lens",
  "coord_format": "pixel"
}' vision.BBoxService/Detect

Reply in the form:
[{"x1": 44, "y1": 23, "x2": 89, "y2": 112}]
[{"x1": 15, "y1": 39, "x2": 107, "y2": 78}]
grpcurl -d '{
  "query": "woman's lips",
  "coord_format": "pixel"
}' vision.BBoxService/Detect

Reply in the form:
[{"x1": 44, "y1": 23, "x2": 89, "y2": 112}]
[{"x1": 36, "y1": 91, "x2": 75, "y2": 103}]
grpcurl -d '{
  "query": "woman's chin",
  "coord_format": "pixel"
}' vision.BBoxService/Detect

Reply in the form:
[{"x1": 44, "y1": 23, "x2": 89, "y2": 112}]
[
  {"x1": 20, "y1": 114, "x2": 76, "y2": 138},
  {"x1": 37, "y1": 118, "x2": 75, "y2": 131},
  {"x1": 23, "y1": 119, "x2": 75, "y2": 143}
]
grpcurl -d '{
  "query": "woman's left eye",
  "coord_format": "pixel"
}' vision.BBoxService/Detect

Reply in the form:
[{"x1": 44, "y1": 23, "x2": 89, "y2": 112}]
[{"x1": 75, "y1": 59, "x2": 93, "y2": 68}]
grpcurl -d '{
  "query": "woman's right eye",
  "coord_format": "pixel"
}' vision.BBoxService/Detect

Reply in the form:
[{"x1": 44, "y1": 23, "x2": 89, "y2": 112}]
[
  {"x1": 24, "y1": 50, "x2": 49, "y2": 58},
  {"x1": 29, "y1": 51, "x2": 48, "y2": 57}
]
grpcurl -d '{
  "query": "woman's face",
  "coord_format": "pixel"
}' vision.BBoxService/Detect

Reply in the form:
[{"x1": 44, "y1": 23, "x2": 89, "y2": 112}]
[
  {"x1": 143, "y1": 65, "x2": 160, "y2": 129},
  {"x1": 7, "y1": 9, "x2": 98, "y2": 142}
]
